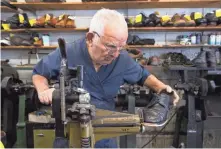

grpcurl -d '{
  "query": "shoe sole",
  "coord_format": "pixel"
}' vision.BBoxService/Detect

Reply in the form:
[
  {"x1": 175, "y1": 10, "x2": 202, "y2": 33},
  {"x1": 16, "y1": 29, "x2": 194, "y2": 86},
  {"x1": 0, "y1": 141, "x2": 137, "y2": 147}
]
[
  {"x1": 143, "y1": 119, "x2": 169, "y2": 127},
  {"x1": 143, "y1": 107, "x2": 175, "y2": 127}
]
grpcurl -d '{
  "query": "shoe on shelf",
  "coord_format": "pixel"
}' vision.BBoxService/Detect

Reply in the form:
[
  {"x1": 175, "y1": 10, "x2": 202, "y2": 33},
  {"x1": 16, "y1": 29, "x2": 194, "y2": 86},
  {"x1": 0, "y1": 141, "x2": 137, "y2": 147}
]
[
  {"x1": 142, "y1": 93, "x2": 171, "y2": 127},
  {"x1": 19, "y1": 13, "x2": 31, "y2": 28},
  {"x1": 55, "y1": 14, "x2": 68, "y2": 28},
  {"x1": 45, "y1": 14, "x2": 56, "y2": 28},
  {"x1": 6, "y1": 13, "x2": 20, "y2": 29},
  {"x1": 149, "y1": 11, "x2": 161, "y2": 27},
  {"x1": 126, "y1": 48, "x2": 143, "y2": 59},
  {"x1": 65, "y1": 16, "x2": 76, "y2": 28},
  {"x1": 180, "y1": 14, "x2": 196, "y2": 27},
  {"x1": 190, "y1": 12, "x2": 207, "y2": 26},
  {"x1": 205, "y1": 12, "x2": 218, "y2": 26},
  {"x1": 214, "y1": 9, "x2": 221, "y2": 26},
  {"x1": 171, "y1": 13, "x2": 186, "y2": 27},
  {"x1": 206, "y1": 50, "x2": 216, "y2": 68},
  {"x1": 35, "y1": 14, "x2": 47, "y2": 28},
  {"x1": 192, "y1": 50, "x2": 207, "y2": 68},
  {"x1": 160, "y1": 15, "x2": 173, "y2": 27}
]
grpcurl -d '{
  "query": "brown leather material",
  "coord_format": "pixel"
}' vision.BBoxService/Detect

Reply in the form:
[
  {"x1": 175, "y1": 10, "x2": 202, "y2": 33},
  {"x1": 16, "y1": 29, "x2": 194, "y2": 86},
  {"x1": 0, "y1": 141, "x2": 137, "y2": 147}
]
[
  {"x1": 180, "y1": 14, "x2": 196, "y2": 27},
  {"x1": 35, "y1": 15, "x2": 46, "y2": 27},
  {"x1": 33, "y1": 38, "x2": 43, "y2": 46},
  {"x1": 171, "y1": 13, "x2": 186, "y2": 27},
  {"x1": 55, "y1": 15, "x2": 68, "y2": 28},
  {"x1": 65, "y1": 18, "x2": 76, "y2": 28}
]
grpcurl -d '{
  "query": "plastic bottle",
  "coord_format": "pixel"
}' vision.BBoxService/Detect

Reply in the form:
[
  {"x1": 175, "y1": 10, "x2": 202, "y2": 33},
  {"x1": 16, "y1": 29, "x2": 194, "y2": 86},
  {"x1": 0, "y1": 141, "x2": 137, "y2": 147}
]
[
  {"x1": 209, "y1": 33, "x2": 216, "y2": 45},
  {"x1": 216, "y1": 33, "x2": 221, "y2": 45},
  {"x1": 191, "y1": 34, "x2": 196, "y2": 44}
]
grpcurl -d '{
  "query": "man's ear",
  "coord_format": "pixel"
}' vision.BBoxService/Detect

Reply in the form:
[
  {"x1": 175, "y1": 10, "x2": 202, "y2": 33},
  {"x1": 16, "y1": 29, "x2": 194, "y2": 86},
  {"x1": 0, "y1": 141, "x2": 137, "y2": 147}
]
[{"x1": 86, "y1": 32, "x2": 95, "y2": 46}]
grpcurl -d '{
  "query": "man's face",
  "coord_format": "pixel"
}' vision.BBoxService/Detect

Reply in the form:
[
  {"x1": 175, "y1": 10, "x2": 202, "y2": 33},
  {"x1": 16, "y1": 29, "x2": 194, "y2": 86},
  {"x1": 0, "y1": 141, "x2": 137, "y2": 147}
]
[{"x1": 88, "y1": 25, "x2": 128, "y2": 65}]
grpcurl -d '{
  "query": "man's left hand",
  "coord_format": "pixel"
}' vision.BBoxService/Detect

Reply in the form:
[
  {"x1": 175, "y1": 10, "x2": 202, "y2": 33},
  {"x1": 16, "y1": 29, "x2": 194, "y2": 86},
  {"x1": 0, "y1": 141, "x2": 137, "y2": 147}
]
[{"x1": 164, "y1": 85, "x2": 180, "y2": 106}]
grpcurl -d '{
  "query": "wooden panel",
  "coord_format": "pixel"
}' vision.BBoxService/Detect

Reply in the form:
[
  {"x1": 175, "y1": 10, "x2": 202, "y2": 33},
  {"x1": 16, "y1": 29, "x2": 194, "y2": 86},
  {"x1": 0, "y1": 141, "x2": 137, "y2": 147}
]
[
  {"x1": 10, "y1": 0, "x2": 221, "y2": 10},
  {"x1": 128, "y1": 44, "x2": 221, "y2": 48},
  {"x1": 1, "y1": 6, "x2": 18, "y2": 12},
  {"x1": 2, "y1": 27, "x2": 221, "y2": 33},
  {"x1": 1, "y1": 45, "x2": 220, "y2": 50},
  {"x1": 1, "y1": 28, "x2": 89, "y2": 33},
  {"x1": 0, "y1": 46, "x2": 57, "y2": 49},
  {"x1": 129, "y1": 26, "x2": 221, "y2": 32}
]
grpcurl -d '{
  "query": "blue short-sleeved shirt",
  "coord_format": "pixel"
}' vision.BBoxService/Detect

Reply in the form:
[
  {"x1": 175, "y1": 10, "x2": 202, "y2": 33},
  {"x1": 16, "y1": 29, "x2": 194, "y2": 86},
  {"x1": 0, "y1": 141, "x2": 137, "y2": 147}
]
[{"x1": 33, "y1": 37, "x2": 150, "y2": 111}]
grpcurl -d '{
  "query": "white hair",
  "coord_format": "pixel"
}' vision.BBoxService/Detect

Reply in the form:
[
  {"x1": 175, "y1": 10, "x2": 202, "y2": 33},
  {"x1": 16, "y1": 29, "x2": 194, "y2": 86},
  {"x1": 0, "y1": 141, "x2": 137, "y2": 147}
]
[{"x1": 89, "y1": 8, "x2": 127, "y2": 36}]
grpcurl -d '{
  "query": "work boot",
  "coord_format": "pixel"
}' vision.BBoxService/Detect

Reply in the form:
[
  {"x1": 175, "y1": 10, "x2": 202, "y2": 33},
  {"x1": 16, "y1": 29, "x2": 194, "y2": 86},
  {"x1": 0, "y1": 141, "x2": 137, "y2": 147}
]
[
  {"x1": 190, "y1": 12, "x2": 207, "y2": 26},
  {"x1": 65, "y1": 16, "x2": 76, "y2": 28},
  {"x1": 192, "y1": 50, "x2": 207, "y2": 68},
  {"x1": 205, "y1": 12, "x2": 218, "y2": 26},
  {"x1": 171, "y1": 13, "x2": 186, "y2": 27},
  {"x1": 143, "y1": 93, "x2": 171, "y2": 127},
  {"x1": 6, "y1": 13, "x2": 20, "y2": 29},
  {"x1": 180, "y1": 14, "x2": 196, "y2": 27},
  {"x1": 206, "y1": 50, "x2": 216, "y2": 68},
  {"x1": 149, "y1": 12, "x2": 161, "y2": 27},
  {"x1": 160, "y1": 15, "x2": 173, "y2": 27}
]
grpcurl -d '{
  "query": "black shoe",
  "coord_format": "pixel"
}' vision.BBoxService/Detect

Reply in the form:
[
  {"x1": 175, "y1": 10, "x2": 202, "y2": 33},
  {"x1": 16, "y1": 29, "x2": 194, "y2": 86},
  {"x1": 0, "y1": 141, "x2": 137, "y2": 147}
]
[
  {"x1": 143, "y1": 93, "x2": 171, "y2": 126},
  {"x1": 190, "y1": 12, "x2": 207, "y2": 26},
  {"x1": 192, "y1": 50, "x2": 207, "y2": 68},
  {"x1": 205, "y1": 12, "x2": 218, "y2": 26},
  {"x1": 206, "y1": 50, "x2": 216, "y2": 68},
  {"x1": 6, "y1": 14, "x2": 20, "y2": 29}
]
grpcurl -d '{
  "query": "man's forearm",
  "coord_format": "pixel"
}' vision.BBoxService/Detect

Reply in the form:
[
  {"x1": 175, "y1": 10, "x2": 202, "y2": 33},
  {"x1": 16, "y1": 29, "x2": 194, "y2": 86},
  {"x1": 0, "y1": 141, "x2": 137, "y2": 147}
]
[
  {"x1": 32, "y1": 74, "x2": 49, "y2": 93},
  {"x1": 144, "y1": 74, "x2": 167, "y2": 93}
]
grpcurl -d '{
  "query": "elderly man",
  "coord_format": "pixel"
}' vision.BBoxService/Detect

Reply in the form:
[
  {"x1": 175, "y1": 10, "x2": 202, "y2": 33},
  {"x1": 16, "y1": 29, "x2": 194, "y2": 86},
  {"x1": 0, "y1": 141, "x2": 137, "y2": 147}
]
[{"x1": 32, "y1": 8, "x2": 179, "y2": 148}]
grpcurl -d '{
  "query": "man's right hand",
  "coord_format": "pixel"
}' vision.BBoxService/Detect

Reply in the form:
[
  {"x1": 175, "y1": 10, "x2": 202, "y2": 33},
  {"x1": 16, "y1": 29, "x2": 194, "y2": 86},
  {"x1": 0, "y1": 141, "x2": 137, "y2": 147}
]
[{"x1": 38, "y1": 88, "x2": 55, "y2": 105}]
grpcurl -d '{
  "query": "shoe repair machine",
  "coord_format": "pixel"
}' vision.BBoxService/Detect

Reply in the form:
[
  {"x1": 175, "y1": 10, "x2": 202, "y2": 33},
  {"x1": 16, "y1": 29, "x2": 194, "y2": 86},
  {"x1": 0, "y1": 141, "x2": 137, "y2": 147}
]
[{"x1": 1, "y1": 38, "x2": 212, "y2": 148}]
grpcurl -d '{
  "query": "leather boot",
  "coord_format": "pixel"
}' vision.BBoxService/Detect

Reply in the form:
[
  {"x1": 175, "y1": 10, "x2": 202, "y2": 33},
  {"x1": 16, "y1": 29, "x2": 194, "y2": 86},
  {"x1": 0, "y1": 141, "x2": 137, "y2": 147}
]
[
  {"x1": 171, "y1": 13, "x2": 186, "y2": 27},
  {"x1": 180, "y1": 14, "x2": 196, "y2": 27},
  {"x1": 190, "y1": 12, "x2": 207, "y2": 26},
  {"x1": 206, "y1": 50, "x2": 216, "y2": 68},
  {"x1": 143, "y1": 93, "x2": 171, "y2": 126},
  {"x1": 192, "y1": 50, "x2": 207, "y2": 67},
  {"x1": 35, "y1": 15, "x2": 46, "y2": 27},
  {"x1": 205, "y1": 12, "x2": 218, "y2": 26},
  {"x1": 65, "y1": 16, "x2": 76, "y2": 28},
  {"x1": 55, "y1": 14, "x2": 68, "y2": 28}
]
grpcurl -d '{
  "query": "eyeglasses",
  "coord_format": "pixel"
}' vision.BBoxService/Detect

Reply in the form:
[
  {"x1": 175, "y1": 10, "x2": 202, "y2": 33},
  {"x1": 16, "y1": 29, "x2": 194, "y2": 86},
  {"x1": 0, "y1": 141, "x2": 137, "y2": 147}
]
[{"x1": 93, "y1": 31, "x2": 126, "y2": 54}]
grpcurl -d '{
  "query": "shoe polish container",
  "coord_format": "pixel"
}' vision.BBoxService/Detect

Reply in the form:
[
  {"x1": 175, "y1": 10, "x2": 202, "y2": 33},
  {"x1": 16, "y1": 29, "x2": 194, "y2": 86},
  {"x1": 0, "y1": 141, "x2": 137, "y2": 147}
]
[
  {"x1": 209, "y1": 33, "x2": 216, "y2": 45},
  {"x1": 202, "y1": 34, "x2": 209, "y2": 45},
  {"x1": 191, "y1": 34, "x2": 196, "y2": 44},
  {"x1": 42, "y1": 34, "x2": 50, "y2": 46},
  {"x1": 216, "y1": 33, "x2": 221, "y2": 45}
]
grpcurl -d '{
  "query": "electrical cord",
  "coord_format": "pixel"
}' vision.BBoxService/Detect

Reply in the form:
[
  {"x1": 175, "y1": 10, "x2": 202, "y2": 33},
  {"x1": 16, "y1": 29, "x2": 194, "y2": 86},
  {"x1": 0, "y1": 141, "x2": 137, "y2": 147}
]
[{"x1": 141, "y1": 108, "x2": 179, "y2": 148}]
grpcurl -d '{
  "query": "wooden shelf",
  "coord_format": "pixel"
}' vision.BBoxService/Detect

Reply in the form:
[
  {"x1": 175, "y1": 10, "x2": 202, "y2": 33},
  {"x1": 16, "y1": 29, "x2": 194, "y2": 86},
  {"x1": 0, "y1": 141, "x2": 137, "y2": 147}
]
[
  {"x1": 10, "y1": 0, "x2": 220, "y2": 10},
  {"x1": 1, "y1": 6, "x2": 18, "y2": 13},
  {"x1": 128, "y1": 44, "x2": 221, "y2": 48},
  {"x1": 1, "y1": 28, "x2": 89, "y2": 33},
  {"x1": 2, "y1": 26, "x2": 221, "y2": 33},
  {"x1": 0, "y1": 46, "x2": 57, "y2": 49},
  {"x1": 129, "y1": 26, "x2": 221, "y2": 32},
  {"x1": 1, "y1": 45, "x2": 220, "y2": 50}
]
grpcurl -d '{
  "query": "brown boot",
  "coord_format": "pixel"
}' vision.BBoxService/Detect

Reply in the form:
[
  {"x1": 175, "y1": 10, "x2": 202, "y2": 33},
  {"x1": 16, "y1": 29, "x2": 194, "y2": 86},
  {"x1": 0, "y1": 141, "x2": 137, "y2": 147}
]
[
  {"x1": 44, "y1": 14, "x2": 55, "y2": 28},
  {"x1": 55, "y1": 14, "x2": 68, "y2": 28},
  {"x1": 65, "y1": 16, "x2": 76, "y2": 28},
  {"x1": 171, "y1": 13, "x2": 186, "y2": 27},
  {"x1": 33, "y1": 37, "x2": 43, "y2": 46},
  {"x1": 35, "y1": 15, "x2": 46, "y2": 27},
  {"x1": 181, "y1": 14, "x2": 196, "y2": 27}
]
